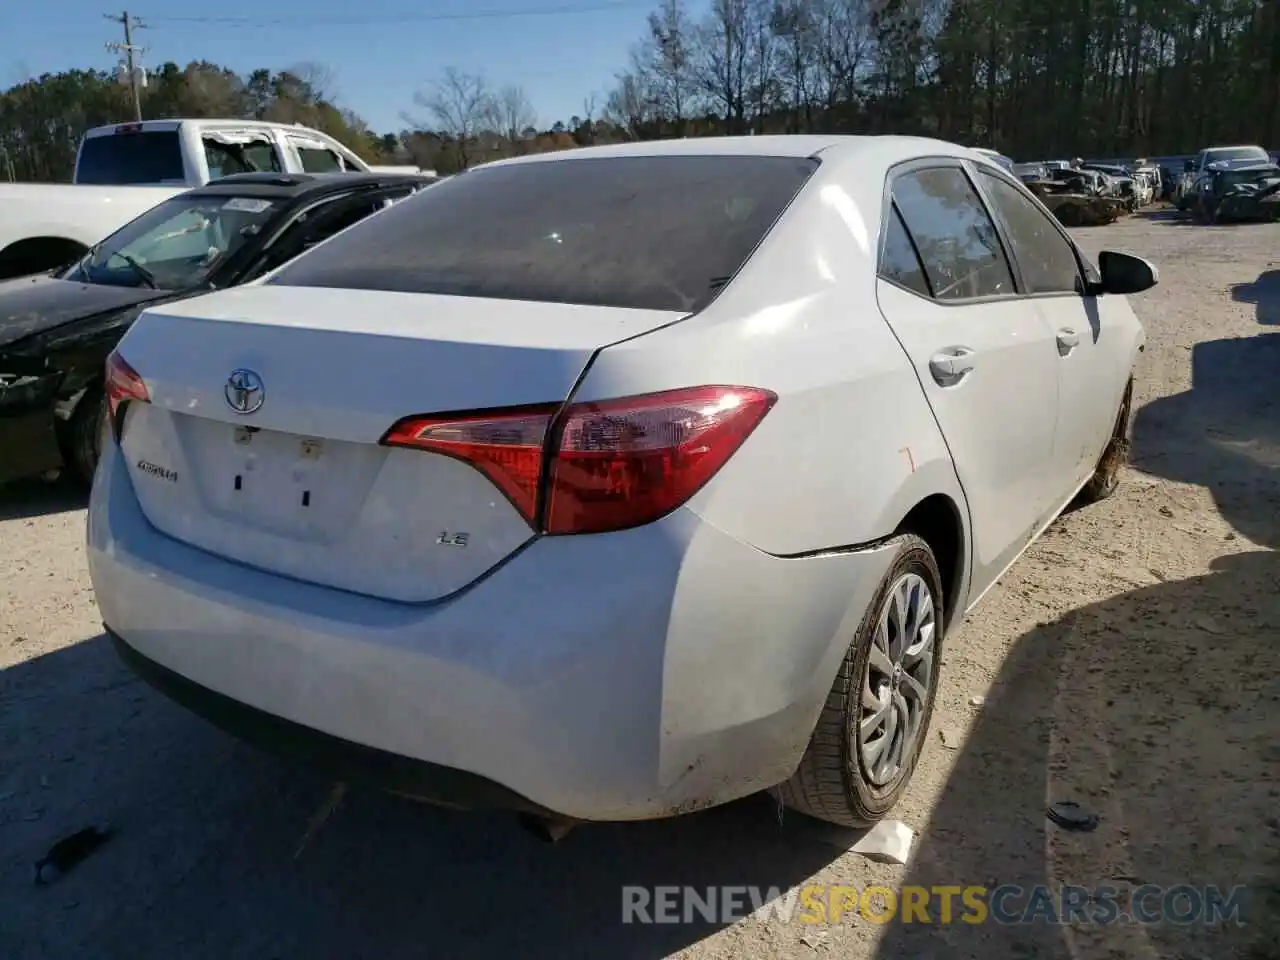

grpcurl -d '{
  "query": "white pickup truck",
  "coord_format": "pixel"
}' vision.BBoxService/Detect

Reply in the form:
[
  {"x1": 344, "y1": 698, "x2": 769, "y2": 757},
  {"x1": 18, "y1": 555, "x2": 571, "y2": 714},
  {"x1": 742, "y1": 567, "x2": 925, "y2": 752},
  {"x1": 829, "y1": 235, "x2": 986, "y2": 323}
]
[{"x1": 0, "y1": 118, "x2": 419, "y2": 281}]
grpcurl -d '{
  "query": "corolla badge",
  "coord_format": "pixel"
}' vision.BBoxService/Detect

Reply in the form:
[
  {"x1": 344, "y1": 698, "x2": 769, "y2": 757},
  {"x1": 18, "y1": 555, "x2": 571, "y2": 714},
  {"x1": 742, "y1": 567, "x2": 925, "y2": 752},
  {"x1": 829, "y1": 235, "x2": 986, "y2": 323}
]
[{"x1": 225, "y1": 368, "x2": 265, "y2": 415}]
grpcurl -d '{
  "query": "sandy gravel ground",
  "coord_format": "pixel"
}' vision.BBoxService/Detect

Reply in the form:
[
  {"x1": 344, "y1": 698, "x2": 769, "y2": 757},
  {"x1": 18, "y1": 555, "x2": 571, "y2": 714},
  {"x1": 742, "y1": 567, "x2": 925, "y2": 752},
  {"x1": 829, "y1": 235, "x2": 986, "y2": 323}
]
[{"x1": 1, "y1": 211, "x2": 1277, "y2": 960}]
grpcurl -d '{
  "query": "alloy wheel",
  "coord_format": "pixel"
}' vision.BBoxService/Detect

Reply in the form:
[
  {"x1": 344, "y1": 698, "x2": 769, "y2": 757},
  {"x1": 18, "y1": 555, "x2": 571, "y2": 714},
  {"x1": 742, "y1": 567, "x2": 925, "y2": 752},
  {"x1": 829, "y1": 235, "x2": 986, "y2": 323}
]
[{"x1": 858, "y1": 572, "x2": 937, "y2": 787}]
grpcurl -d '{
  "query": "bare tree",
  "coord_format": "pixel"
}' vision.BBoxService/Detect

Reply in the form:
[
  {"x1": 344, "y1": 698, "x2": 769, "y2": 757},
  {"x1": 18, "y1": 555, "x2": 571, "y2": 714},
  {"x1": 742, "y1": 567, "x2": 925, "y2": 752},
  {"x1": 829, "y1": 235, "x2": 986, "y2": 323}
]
[
  {"x1": 642, "y1": 0, "x2": 698, "y2": 134},
  {"x1": 772, "y1": 0, "x2": 817, "y2": 131},
  {"x1": 579, "y1": 92, "x2": 599, "y2": 144},
  {"x1": 694, "y1": 0, "x2": 756, "y2": 134},
  {"x1": 485, "y1": 84, "x2": 537, "y2": 151},
  {"x1": 809, "y1": 0, "x2": 873, "y2": 126},
  {"x1": 411, "y1": 67, "x2": 493, "y2": 168},
  {"x1": 743, "y1": 0, "x2": 781, "y2": 129},
  {"x1": 285, "y1": 61, "x2": 336, "y2": 103},
  {"x1": 604, "y1": 71, "x2": 657, "y2": 139}
]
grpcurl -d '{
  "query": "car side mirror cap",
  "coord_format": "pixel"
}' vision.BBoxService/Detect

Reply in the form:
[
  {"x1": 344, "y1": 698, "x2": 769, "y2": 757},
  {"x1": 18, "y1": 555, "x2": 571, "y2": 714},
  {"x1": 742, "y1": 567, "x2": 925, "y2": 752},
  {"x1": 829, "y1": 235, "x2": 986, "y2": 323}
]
[{"x1": 1094, "y1": 250, "x2": 1158, "y2": 296}]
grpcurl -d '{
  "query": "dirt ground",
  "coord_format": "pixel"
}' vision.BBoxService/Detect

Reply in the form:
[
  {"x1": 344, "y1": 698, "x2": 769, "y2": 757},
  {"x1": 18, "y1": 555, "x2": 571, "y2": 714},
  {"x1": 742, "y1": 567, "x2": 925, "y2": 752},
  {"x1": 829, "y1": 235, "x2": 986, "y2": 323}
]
[{"x1": 1, "y1": 210, "x2": 1277, "y2": 960}]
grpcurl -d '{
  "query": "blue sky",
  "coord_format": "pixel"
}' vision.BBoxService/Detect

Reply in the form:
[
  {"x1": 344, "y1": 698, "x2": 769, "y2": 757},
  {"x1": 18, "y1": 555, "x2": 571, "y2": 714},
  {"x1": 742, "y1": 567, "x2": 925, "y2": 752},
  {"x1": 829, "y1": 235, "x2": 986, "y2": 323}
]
[{"x1": 1, "y1": 0, "x2": 663, "y2": 133}]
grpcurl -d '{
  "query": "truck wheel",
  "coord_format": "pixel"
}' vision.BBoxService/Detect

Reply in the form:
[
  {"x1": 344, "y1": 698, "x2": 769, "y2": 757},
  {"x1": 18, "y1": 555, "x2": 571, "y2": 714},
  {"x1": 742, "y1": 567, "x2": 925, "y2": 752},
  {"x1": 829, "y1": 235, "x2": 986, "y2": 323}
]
[
  {"x1": 59, "y1": 388, "x2": 106, "y2": 488},
  {"x1": 779, "y1": 534, "x2": 944, "y2": 827}
]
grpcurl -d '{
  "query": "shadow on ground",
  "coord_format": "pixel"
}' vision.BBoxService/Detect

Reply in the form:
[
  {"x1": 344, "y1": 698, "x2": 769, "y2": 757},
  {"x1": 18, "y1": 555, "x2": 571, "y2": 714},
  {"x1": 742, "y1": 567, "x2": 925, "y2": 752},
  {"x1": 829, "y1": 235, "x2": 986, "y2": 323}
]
[
  {"x1": 1232, "y1": 269, "x2": 1280, "y2": 326},
  {"x1": 0, "y1": 477, "x2": 87, "y2": 522},
  {"x1": 875, "y1": 330, "x2": 1280, "y2": 959},
  {"x1": 0, "y1": 646, "x2": 848, "y2": 958}
]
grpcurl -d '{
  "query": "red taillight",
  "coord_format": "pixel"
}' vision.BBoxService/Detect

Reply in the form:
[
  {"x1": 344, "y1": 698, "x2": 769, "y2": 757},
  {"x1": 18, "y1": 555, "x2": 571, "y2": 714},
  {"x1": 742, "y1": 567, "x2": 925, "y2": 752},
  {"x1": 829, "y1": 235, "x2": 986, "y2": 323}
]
[
  {"x1": 544, "y1": 386, "x2": 776, "y2": 534},
  {"x1": 382, "y1": 406, "x2": 557, "y2": 523},
  {"x1": 105, "y1": 350, "x2": 149, "y2": 420},
  {"x1": 382, "y1": 386, "x2": 776, "y2": 535}
]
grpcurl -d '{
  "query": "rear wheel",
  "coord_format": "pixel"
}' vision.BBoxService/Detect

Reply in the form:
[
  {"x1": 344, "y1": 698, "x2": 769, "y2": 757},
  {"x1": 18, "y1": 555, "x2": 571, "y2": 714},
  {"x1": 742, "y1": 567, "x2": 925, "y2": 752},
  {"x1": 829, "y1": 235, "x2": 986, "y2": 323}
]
[
  {"x1": 779, "y1": 534, "x2": 943, "y2": 827},
  {"x1": 1077, "y1": 377, "x2": 1133, "y2": 506},
  {"x1": 58, "y1": 387, "x2": 106, "y2": 488}
]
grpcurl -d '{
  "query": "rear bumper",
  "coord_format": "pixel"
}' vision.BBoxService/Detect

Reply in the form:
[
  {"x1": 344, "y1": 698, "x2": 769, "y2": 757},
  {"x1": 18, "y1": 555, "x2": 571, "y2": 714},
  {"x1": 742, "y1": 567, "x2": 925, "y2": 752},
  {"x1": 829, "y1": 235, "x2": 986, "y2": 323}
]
[
  {"x1": 89, "y1": 441, "x2": 896, "y2": 821},
  {"x1": 108, "y1": 627, "x2": 559, "y2": 817}
]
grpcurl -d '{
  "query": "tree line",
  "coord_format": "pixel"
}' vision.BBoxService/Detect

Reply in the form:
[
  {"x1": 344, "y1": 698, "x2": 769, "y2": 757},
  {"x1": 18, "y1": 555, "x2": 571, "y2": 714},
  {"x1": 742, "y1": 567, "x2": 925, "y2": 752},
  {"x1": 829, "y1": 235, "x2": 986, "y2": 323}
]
[
  {"x1": 601, "y1": 0, "x2": 1280, "y2": 156},
  {"x1": 3, "y1": 0, "x2": 1278, "y2": 182}
]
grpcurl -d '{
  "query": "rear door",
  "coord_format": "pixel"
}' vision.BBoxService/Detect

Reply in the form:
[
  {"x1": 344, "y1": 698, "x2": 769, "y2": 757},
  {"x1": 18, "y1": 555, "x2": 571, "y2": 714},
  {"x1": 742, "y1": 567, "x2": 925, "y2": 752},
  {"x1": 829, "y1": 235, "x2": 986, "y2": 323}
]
[{"x1": 874, "y1": 160, "x2": 1061, "y2": 597}]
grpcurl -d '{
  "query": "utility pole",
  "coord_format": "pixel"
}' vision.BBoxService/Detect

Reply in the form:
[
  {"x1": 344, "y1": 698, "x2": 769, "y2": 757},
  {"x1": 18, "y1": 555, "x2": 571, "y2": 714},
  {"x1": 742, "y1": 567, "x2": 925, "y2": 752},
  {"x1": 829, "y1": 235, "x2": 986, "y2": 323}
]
[{"x1": 105, "y1": 10, "x2": 147, "y2": 121}]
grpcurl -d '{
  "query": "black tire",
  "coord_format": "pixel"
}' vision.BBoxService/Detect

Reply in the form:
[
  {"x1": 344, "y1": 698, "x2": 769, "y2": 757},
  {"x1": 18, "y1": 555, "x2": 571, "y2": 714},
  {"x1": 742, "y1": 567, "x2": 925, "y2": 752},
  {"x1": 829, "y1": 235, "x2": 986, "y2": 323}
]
[
  {"x1": 778, "y1": 534, "x2": 944, "y2": 827},
  {"x1": 1077, "y1": 377, "x2": 1133, "y2": 505},
  {"x1": 59, "y1": 387, "x2": 106, "y2": 488}
]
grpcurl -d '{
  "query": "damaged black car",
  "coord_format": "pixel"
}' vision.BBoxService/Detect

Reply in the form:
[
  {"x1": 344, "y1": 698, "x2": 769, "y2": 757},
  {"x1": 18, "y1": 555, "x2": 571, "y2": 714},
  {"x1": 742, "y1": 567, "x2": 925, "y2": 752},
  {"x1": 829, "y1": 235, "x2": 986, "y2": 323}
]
[{"x1": 0, "y1": 170, "x2": 434, "y2": 487}]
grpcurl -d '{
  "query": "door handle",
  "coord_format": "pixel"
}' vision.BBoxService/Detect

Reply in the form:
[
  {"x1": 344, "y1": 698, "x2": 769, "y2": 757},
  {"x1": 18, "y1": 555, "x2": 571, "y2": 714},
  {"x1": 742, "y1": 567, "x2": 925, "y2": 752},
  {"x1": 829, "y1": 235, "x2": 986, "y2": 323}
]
[
  {"x1": 1057, "y1": 328, "x2": 1080, "y2": 354},
  {"x1": 928, "y1": 346, "x2": 976, "y2": 387}
]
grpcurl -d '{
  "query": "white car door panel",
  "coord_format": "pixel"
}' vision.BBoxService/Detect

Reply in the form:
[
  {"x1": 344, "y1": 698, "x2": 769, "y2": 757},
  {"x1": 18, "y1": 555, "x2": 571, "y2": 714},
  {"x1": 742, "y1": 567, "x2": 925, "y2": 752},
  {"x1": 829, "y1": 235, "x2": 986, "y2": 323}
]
[
  {"x1": 876, "y1": 281, "x2": 1060, "y2": 594},
  {"x1": 1034, "y1": 296, "x2": 1120, "y2": 487},
  {"x1": 877, "y1": 164, "x2": 1062, "y2": 599},
  {"x1": 969, "y1": 167, "x2": 1123, "y2": 500}
]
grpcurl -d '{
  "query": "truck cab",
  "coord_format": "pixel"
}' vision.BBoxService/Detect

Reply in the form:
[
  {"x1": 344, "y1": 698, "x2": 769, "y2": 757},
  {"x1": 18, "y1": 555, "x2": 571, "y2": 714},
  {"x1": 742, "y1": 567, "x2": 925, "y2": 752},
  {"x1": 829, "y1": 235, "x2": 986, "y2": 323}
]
[
  {"x1": 74, "y1": 119, "x2": 373, "y2": 186},
  {"x1": 0, "y1": 118, "x2": 387, "y2": 281}
]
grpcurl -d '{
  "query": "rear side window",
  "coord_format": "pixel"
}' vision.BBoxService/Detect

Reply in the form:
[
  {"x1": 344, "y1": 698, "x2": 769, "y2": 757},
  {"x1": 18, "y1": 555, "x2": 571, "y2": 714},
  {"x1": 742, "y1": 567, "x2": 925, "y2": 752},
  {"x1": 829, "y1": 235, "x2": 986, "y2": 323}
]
[
  {"x1": 292, "y1": 141, "x2": 346, "y2": 173},
  {"x1": 892, "y1": 167, "x2": 1014, "y2": 301},
  {"x1": 269, "y1": 155, "x2": 818, "y2": 313},
  {"x1": 77, "y1": 131, "x2": 184, "y2": 184},
  {"x1": 975, "y1": 171, "x2": 1081, "y2": 295},
  {"x1": 879, "y1": 205, "x2": 931, "y2": 297}
]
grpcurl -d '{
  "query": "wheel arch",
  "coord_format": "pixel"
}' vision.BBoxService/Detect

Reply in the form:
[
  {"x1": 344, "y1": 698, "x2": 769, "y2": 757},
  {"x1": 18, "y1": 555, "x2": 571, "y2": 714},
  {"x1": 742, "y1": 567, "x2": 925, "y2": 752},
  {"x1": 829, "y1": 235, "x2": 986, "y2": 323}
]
[
  {"x1": 0, "y1": 235, "x2": 89, "y2": 281},
  {"x1": 892, "y1": 491, "x2": 968, "y2": 630}
]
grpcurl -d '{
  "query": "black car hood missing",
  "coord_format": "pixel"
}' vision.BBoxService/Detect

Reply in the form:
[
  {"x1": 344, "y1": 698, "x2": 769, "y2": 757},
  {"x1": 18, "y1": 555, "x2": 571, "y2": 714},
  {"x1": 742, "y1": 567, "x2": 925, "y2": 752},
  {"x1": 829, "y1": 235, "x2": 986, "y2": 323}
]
[{"x1": 0, "y1": 273, "x2": 173, "y2": 350}]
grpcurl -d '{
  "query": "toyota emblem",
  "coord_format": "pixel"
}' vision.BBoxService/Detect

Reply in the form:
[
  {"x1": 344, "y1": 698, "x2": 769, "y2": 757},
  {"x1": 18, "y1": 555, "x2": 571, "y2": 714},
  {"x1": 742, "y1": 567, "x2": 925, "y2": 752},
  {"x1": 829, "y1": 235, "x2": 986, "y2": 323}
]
[{"x1": 225, "y1": 368, "x2": 264, "y2": 415}]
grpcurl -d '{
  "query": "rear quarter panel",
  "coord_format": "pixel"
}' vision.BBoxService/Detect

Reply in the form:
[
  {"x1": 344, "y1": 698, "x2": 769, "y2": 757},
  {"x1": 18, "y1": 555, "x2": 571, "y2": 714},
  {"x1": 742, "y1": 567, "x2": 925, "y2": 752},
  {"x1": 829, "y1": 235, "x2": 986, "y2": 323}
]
[{"x1": 574, "y1": 152, "x2": 968, "y2": 560}]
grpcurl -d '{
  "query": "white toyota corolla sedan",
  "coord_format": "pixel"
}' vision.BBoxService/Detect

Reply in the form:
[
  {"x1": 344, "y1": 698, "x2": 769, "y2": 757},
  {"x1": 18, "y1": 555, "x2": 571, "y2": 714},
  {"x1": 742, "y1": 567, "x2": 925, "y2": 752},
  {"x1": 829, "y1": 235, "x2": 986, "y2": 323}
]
[{"x1": 88, "y1": 136, "x2": 1152, "y2": 831}]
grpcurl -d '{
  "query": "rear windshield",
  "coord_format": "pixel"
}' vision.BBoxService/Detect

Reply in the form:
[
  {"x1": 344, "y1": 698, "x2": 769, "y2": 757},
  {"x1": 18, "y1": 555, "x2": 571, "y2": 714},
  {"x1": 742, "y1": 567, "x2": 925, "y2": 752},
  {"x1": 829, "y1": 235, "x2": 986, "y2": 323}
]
[
  {"x1": 77, "y1": 131, "x2": 185, "y2": 185},
  {"x1": 268, "y1": 154, "x2": 818, "y2": 313}
]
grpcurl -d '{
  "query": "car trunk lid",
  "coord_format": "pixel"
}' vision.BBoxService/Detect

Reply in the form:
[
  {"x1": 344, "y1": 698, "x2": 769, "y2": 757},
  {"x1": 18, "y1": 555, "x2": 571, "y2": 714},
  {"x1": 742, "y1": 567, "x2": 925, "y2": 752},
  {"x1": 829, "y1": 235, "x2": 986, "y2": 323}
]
[{"x1": 115, "y1": 285, "x2": 685, "y2": 602}]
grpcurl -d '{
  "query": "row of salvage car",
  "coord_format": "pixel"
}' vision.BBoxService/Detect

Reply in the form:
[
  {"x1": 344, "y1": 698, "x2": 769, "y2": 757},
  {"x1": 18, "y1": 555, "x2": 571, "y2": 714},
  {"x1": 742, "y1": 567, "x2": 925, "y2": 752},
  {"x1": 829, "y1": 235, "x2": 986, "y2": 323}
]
[
  {"x1": 978, "y1": 143, "x2": 1280, "y2": 227},
  {"x1": 1014, "y1": 159, "x2": 1160, "y2": 226},
  {"x1": 973, "y1": 149, "x2": 1161, "y2": 226}
]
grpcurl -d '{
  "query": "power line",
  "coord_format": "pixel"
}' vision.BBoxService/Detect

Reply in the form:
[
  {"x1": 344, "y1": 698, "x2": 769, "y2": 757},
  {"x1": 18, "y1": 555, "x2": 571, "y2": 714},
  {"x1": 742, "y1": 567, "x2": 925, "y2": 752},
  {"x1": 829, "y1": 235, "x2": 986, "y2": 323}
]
[
  {"x1": 105, "y1": 9, "x2": 147, "y2": 121},
  {"x1": 143, "y1": 0, "x2": 650, "y2": 28}
]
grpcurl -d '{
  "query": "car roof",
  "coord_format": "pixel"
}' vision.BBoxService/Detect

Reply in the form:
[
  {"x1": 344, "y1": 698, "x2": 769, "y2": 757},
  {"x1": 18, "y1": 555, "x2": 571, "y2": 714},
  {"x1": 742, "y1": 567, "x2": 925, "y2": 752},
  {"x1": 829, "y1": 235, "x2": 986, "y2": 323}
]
[
  {"x1": 473, "y1": 135, "x2": 981, "y2": 174},
  {"x1": 187, "y1": 171, "x2": 434, "y2": 200}
]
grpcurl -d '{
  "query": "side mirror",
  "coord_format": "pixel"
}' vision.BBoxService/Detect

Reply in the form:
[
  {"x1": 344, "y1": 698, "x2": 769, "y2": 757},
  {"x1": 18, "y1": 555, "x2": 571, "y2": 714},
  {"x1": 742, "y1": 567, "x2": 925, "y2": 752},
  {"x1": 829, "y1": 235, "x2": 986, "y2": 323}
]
[{"x1": 1094, "y1": 250, "x2": 1158, "y2": 296}]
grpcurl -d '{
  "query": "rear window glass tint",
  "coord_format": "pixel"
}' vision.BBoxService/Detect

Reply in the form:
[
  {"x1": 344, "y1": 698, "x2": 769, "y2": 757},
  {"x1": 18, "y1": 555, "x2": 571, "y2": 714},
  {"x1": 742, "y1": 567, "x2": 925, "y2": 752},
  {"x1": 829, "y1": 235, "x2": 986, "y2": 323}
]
[
  {"x1": 77, "y1": 131, "x2": 184, "y2": 185},
  {"x1": 269, "y1": 155, "x2": 818, "y2": 313}
]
